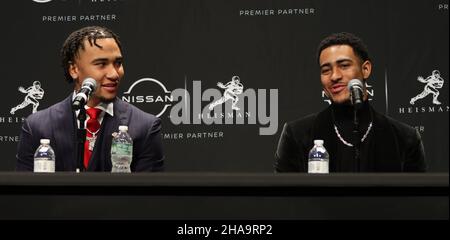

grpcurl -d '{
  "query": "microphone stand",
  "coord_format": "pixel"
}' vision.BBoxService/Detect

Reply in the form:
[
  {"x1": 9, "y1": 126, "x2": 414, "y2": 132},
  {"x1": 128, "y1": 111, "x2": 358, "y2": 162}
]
[
  {"x1": 75, "y1": 107, "x2": 87, "y2": 172},
  {"x1": 72, "y1": 78, "x2": 96, "y2": 172},
  {"x1": 352, "y1": 106, "x2": 361, "y2": 171}
]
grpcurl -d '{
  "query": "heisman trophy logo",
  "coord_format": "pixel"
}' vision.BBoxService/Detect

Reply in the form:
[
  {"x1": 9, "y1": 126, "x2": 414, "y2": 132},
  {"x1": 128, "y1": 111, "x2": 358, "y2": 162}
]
[
  {"x1": 10, "y1": 81, "x2": 45, "y2": 115},
  {"x1": 208, "y1": 76, "x2": 244, "y2": 111},
  {"x1": 410, "y1": 70, "x2": 444, "y2": 105}
]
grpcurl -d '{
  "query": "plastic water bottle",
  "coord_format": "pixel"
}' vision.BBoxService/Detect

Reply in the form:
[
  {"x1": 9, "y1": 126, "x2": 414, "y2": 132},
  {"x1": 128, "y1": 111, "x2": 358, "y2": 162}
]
[
  {"x1": 308, "y1": 139, "x2": 329, "y2": 174},
  {"x1": 34, "y1": 139, "x2": 55, "y2": 173},
  {"x1": 111, "y1": 125, "x2": 133, "y2": 173}
]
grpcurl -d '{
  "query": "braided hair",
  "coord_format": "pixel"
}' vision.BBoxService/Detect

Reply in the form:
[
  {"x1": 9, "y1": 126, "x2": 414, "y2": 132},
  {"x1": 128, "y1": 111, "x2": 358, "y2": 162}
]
[{"x1": 60, "y1": 26, "x2": 122, "y2": 83}]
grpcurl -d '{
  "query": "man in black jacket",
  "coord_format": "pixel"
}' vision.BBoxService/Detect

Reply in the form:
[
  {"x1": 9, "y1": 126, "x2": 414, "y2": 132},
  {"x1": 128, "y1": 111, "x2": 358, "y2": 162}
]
[{"x1": 275, "y1": 32, "x2": 426, "y2": 172}]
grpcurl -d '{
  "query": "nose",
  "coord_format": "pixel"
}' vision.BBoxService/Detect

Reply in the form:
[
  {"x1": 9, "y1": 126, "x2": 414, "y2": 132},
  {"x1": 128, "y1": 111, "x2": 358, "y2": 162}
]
[
  {"x1": 330, "y1": 67, "x2": 342, "y2": 82},
  {"x1": 106, "y1": 64, "x2": 120, "y2": 81}
]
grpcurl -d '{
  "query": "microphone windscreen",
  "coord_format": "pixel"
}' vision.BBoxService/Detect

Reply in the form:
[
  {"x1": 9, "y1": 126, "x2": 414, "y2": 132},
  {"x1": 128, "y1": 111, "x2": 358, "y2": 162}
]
[
  {"x1": 347, "y1": 79, "x2": 363, "y2": 90},
  {"x1": 82, "y1": 78, "x2": 97, "y2": 90}
]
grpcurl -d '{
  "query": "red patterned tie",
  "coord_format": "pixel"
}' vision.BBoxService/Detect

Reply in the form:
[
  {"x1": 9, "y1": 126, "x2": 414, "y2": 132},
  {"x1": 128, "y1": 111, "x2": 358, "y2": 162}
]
[{"x1": 84, "y1": 108, "x2": 102, "y2": 169}]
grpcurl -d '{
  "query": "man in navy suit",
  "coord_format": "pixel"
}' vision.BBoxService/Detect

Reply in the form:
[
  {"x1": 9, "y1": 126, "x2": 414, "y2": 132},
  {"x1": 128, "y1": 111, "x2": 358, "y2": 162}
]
[{"x1": 16, "y1": 26, "x2": 164, "y2": 172}]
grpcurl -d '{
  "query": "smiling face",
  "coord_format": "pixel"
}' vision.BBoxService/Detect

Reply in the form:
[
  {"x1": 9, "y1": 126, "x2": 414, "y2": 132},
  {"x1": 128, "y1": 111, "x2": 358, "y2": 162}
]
[
  {"x1": 319, "y1": 44, "x2": 372, "y2": 105},
  {"x1": 69, "y1": 38, "x2": 124, "y2": 107}
]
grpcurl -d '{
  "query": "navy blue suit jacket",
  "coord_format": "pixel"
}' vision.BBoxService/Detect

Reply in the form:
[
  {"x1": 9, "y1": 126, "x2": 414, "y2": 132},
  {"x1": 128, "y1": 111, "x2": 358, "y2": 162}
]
[{"x1": 16, "y1": 96, "x2": 164, "y2": 172}]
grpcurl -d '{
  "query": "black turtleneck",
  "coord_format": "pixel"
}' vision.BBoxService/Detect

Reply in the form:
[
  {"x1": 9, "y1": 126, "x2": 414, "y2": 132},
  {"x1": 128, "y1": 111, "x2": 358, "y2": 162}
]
[
  {"x1": 330, "y1": 101, "x2": 373, "y2": 172},
  {"x1": 275, "y1": 99, "x2": 426, "y2": 172}
]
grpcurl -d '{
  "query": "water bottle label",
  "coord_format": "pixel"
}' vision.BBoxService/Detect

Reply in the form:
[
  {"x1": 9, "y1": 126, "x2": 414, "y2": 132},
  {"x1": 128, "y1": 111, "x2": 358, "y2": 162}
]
[
  {"x1": 111, "y1": 142, "x2": 132, "y2": 173},
  {"x1": 34, "y1": 158, "x2": 55, "y2": 173},
  {"x1": 112, "y1": 143, "x2": 132, "y2": 156},
  {"x1": 308, "y1": 160, "x2": 329, "y2": 174}
]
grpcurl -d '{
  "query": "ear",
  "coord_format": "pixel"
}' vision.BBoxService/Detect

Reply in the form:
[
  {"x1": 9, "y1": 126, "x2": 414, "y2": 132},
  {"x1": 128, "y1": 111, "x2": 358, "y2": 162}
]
[
  {"x1": 362, "y1": 60, "x2": 372, "y2": 79},
  {"x1": 68, "y1": 61, "x2": 79, "y2": 81}
]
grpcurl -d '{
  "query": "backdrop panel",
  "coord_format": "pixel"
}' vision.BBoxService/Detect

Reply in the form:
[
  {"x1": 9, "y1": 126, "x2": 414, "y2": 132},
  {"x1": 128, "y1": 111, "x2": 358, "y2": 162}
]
[{"x1": 1, "y1": 0, "x2": 448, "y2": 172}]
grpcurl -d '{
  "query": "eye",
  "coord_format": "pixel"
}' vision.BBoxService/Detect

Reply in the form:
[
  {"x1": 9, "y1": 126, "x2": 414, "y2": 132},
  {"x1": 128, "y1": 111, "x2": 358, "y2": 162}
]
[
  {"x1": 321, "y1": 67, "x2": 331, "y2": 75},
  {"x1": 339, "y1": 61, "x2": 352, "y2": 69},
  {"x1": 114, "y1": 59, "x2": 123, "y2": 67},
  {"x1": 95, "y1": 62, "x2": 107, "y2": 67}
]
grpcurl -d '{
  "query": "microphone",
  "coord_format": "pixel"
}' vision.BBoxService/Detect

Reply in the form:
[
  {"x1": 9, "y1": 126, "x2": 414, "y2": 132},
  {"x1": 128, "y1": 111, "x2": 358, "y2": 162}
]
[
  {"x1": 347, "y1": 79, "x2": 364, "y2": 109},
  {"x1": 72, "y1": 78, "x2": 97, "y2": 110}
]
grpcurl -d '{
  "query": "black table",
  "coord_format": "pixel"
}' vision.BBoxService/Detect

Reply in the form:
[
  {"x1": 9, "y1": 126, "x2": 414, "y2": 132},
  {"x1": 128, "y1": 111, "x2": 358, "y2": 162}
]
[{"x1": 0, "y1": 172, "x2": 447, "y2": 220}]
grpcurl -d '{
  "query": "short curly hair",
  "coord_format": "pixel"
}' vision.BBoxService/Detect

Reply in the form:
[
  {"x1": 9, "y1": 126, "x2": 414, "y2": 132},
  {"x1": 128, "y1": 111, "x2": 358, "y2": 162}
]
[
  {"x1": 316, "y1": 32, "x2": 370, "y2": 65},
  {"x1": 60, "y1": 26, "x2": 122, "y2": 83}
]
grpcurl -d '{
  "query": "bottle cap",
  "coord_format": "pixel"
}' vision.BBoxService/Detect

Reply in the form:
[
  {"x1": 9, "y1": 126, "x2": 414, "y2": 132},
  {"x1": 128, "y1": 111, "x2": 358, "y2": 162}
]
[
  {"x1": 40, "y1": 139, "x2": 50, "y2": 144},
  {"x1": 119, "y1": 125, "x2": 128, "y2": 131},
  {"x1": 313, "y1": 139, "x2": 324, "y2": 146}
]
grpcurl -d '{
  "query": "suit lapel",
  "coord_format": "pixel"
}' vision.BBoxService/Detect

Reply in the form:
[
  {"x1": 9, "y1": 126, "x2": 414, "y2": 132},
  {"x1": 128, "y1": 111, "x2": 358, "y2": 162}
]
[
  {"x1": 113, "y1": 98, "x2": 131, "y2": 127},
  {"x1": 52, "y1": 96, "x2": 78, "y2": 171}
]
